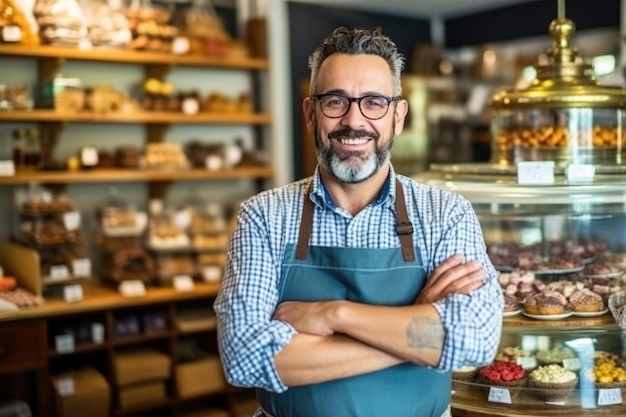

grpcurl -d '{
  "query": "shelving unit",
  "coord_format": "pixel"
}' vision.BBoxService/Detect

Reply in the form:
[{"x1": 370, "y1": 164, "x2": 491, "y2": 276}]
[
  {"x1": 0, "y1": 43, "x2": 269, "y2": 417},
  {"x1": 0, "y1": 283, "x2": 244, "y2": 417}
]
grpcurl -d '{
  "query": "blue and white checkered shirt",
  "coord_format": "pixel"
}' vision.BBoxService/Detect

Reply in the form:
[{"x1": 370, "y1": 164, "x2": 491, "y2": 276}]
[{"x1": 214, "y1": 166, "x2": 503, "y2": 393}]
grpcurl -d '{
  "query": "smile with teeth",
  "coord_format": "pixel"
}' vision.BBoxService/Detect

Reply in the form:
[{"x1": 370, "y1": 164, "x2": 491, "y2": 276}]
[{"x1": 337, "y1": 138, "x2": 370, "y2": 145}]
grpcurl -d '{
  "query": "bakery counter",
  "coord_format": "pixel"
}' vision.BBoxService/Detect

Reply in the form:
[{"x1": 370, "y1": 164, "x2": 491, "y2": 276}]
[
  {"x1": 416, "y1": 163, "x2": 626, "y2": 417},
  {"x1": 451, "y1": 318, "x2": 626, "y2": 417}
]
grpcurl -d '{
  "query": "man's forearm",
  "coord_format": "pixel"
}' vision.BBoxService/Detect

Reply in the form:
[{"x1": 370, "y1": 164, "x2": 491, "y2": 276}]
[
  {"x1": 275, "y1": 332, "x2": 404, "y2": 386},
  {"x1": 330, "y1": 302, "x2": 444, "y2": 367}
]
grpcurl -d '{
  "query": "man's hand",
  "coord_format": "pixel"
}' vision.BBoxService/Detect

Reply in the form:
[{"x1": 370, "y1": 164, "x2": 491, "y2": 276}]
[
  {"x1": 273, "y1": 300, "x2": 338, "y2": 336},
  {"x1": 415, "y1": 254, "x2": 485, "y2": 304}
]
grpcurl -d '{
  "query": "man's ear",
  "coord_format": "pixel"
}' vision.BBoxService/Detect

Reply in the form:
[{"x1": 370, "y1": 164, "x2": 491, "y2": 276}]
[
  {"x1": 394, "y1": 99, "x2": 409, "y2": 135},
  {"x1": 303, "y1": 97, "x2": 315, "y2": 133}
]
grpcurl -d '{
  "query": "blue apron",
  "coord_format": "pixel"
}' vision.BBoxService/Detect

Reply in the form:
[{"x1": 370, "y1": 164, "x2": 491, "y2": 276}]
[{"x1": 257, "y1": 180, "x2": 451, "y2": 417}]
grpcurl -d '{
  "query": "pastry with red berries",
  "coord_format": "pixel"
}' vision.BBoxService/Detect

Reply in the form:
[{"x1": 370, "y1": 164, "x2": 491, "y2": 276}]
[{"x1": 478, "y1": 361, "x2": 527, "y2": 397}]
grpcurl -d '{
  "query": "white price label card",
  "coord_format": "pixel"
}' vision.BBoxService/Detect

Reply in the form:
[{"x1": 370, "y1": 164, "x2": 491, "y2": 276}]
[
  {"x1": 517, "y1": 161, "x2": 555, "y2": 185},
  {"x1": 63, "y1": 211, "x2": 81, "y2": 231},
  {"x1": 56, "y1": 377, "x2": 75, "y2": 396},
  {"x1": 63, "y1": 284, "x2": 83, "y2": 303},
  {"x1": 566, "y1": 164, "x2": 595, "y2": 183},
  {"x1": 0, "y1": 160, "x2": 15, "y2": 176},
  {"x1": 202, "y1": 265, "x2": 222, "y2": 282},
  {"x1": 487, "y1": 387, "x2": 512, "y2": 404},
  {"x1": 173, "y1": 275, "x2": 195, "y2": 292},
  {"x1": 50, "y1": 265, "x2": 70, "y2": 280},
  {"x1": 71, "y1": 258, "x2": 91, "y2": 278},
  {"x1": 597, "y1": 387, "x2": 623, "y2": 405},
  {"x1": 562, "y1": 358, "x2": 581, "y2": 370},
  {"x1": 55, "y1": 334, "x2": 75, "y2": 354},
  {"x1": 517, "y1": 356, "x2": 537, "y2": 370},
  {"x1": 119, "y1": 280, "x2": 146, "y2": 298}
]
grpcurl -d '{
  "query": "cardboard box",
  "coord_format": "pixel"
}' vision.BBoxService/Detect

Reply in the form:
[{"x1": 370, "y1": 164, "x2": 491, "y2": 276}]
[
  {"x1": 176, "y1": 357, "x2": 226, "y2": 398},
  {"x1": 51, "y1": 367, "x2": 110, "y2": 417},
  {"x1": 114, "y1": 349, "x2": 171, "y2": 386},
  {"x1": 118, "y1": 380, "x2": 166, "y2": 409}
]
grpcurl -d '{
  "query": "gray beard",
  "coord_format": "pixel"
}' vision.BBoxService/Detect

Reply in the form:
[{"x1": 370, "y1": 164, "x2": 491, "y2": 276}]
[{"x1": 314, "y1": 123, "x2": 394, "y2": 184}]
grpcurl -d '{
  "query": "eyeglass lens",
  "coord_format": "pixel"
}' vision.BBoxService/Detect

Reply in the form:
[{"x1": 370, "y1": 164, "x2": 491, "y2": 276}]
[{"x1": 318, "y1": 95, "x2": 392, "y2": 120}]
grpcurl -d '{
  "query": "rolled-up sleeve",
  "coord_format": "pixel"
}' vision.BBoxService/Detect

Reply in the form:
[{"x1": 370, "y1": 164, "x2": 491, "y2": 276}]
[
  {"x1": 429, "y1": 198, "x2": 504, "y2": 371},
  {"x1": 213, "y1": 200, "x2": 296, "y2": 393}
]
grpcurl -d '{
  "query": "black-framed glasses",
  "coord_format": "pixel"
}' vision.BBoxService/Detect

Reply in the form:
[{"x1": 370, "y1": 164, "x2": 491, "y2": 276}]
[{"x1": 312, "y1": 93, "x2": 401, "y2": 120}]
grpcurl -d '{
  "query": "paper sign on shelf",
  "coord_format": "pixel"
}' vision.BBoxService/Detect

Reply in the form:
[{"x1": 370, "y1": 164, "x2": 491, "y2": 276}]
[
  {"x1": 55, "y1": 334, "x2": 75, "y2": 354},
  {"x1": 173, "y1": 275, "x2": 195, "y2": 292},
  {"x1": 487, "y1": 387, "x2": 513, "y2": 404},
  {"x1": 597, "y1": 387, "x2": 622, "y2": 406},
  {"x1": 517, "y1": 161, "x2": 555, "y2": 185},
  {"x1": 63, "y1": 284, "x2": 83, "y2": 303},
  {"x1": 0, "y1": 160, "x2": 15, "y2": 176},
  {"x1": 119, "y1": 280, "x2": 146, "y2": 297},
  {"x1": 71, "y1": 258, "x2": 91, "y2": 278},
  {"x1": 566, "y1": 164, "x2": 595, "y2": 183}
]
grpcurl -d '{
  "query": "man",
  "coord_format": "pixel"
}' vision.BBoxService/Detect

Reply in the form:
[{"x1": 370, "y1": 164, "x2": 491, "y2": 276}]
[{"x1": 214, "y1": 26, "x2": 503, "y2": 417}]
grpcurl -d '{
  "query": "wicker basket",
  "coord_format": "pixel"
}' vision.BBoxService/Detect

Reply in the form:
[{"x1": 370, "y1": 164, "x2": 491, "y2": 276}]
[
  {"x1": 452, "y1": 368, "x2": 478, "y2": 392},
  {"x1": 476, "y1": 376, "x2": 527, "y2": 399},
  {"x1": 529, "y1": 377, "x2": 578, "y2": 402}
]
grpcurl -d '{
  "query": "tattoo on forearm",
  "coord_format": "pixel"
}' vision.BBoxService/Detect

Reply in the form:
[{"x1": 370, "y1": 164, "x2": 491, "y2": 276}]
[{"x1": 406, "y1": 317, "x2": 444, "y2": 350}]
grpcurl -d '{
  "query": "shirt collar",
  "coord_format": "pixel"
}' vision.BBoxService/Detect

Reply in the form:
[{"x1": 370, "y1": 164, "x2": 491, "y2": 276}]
[{"x1": 310, "y1": 165, "x2": 398, "y2": 210}]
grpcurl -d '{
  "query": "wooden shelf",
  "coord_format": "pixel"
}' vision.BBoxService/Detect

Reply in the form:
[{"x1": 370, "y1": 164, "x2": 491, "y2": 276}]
[
  {"x1": 0, "y1": 166, "x2": 274, "y2": 185},
  {"x1": 48, "y1": 341, "x2": 108, "y2": 358},
  {"x1": 0, "y1": 44, "x2": 268, "y2": 70},
  {"x1": 0, "y1": 109, "x2": 272, "y2": 125},
  {"x1": 0, "y1": 282, "x2": 221, "y2": 322},
  {"x1": 112, "y1": 330, "x2": 171, "y2": 347}
]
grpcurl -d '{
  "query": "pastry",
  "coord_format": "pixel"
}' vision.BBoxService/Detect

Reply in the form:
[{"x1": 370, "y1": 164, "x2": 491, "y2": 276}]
[
  {"x1": 523, "y1": 291, "x2": 567, "y2": 315},
  {"x1": 568, "y1": 288, "x2": 604, "y2": 312},
  {"x1": 477, "y1": 361, "x2": 527, "y2": 398},
  {"x1": 503, "y1": 294, "x2": 520, "y2": 312}
]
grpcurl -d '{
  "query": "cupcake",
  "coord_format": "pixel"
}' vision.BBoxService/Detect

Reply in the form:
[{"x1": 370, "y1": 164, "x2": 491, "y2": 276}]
[
  {"x1": 529, "y1": 364, "x2": 578, "y2": 402},
  {"x1": 568, "y1": 288, "x2": 604, "y2": 312},
  {"x1": 452, "y1": 365, "x2": 478, "y2": 391},
  {"x1": 478, "y1": 361, "x2": 527, "y2": 398},
  {"x1": 523, "y1": 291, "x2": 567, "y2": 315}
]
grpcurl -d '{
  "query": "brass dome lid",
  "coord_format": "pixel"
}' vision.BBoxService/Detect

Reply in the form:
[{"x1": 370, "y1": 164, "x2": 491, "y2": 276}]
[{"x1": 491, "y1": 12, "x2": 626, "y2": 110}]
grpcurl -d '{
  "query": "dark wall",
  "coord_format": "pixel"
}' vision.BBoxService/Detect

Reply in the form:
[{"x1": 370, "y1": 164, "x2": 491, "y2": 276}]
[
  {"x1": 444, "y1": 0, "x2": 620, "y2": 48},
  {"x1": 288, "y1": 3, "x2": 431, "y2": 179}
]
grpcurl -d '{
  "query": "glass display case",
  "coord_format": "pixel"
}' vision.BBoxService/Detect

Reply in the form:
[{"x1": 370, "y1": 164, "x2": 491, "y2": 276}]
[
  {"x1": 414, "y1": 2, "x2": 626, "y2": 415},
  {"x1": 418, "y1": 164, "x2": 626, "y2": 416}
]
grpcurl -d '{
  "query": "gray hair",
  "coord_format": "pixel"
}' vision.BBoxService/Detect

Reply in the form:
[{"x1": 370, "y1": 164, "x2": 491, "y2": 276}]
[{"x1": 308, "y1": 27, "x2": 405, "y2": 97}]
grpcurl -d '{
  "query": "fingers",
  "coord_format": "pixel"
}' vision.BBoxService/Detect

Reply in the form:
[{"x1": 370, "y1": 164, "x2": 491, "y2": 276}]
[{"x1": 417, "y1": 256, "x2": 486, "y2": 304}]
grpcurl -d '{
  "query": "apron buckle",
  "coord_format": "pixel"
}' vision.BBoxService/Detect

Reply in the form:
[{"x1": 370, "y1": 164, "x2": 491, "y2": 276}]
[{"x1": 396, "y1": 221, "x2": 414, "y2": 235}]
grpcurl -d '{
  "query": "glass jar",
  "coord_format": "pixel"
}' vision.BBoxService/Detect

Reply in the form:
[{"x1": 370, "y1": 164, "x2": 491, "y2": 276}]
[{"x1": 490, "y1": 16, "x2": 626, "y2": 167}]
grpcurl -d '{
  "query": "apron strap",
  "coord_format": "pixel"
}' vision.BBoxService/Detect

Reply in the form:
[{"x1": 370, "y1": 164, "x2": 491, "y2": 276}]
[
  {"x1": 395, "y1": 179, "x2": 415, "y2": 262},
  {"x1": 296, "y1": 182, "x2": 314, "y2": 260},
  {"x1": 295, "y1": 179, "x2": 415, "y2": 262}
]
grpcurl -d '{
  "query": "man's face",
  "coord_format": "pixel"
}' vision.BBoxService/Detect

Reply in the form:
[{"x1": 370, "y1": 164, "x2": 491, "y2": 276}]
[{"x1": 304, "y1": 53, "x2": 408, "y2": 184}]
